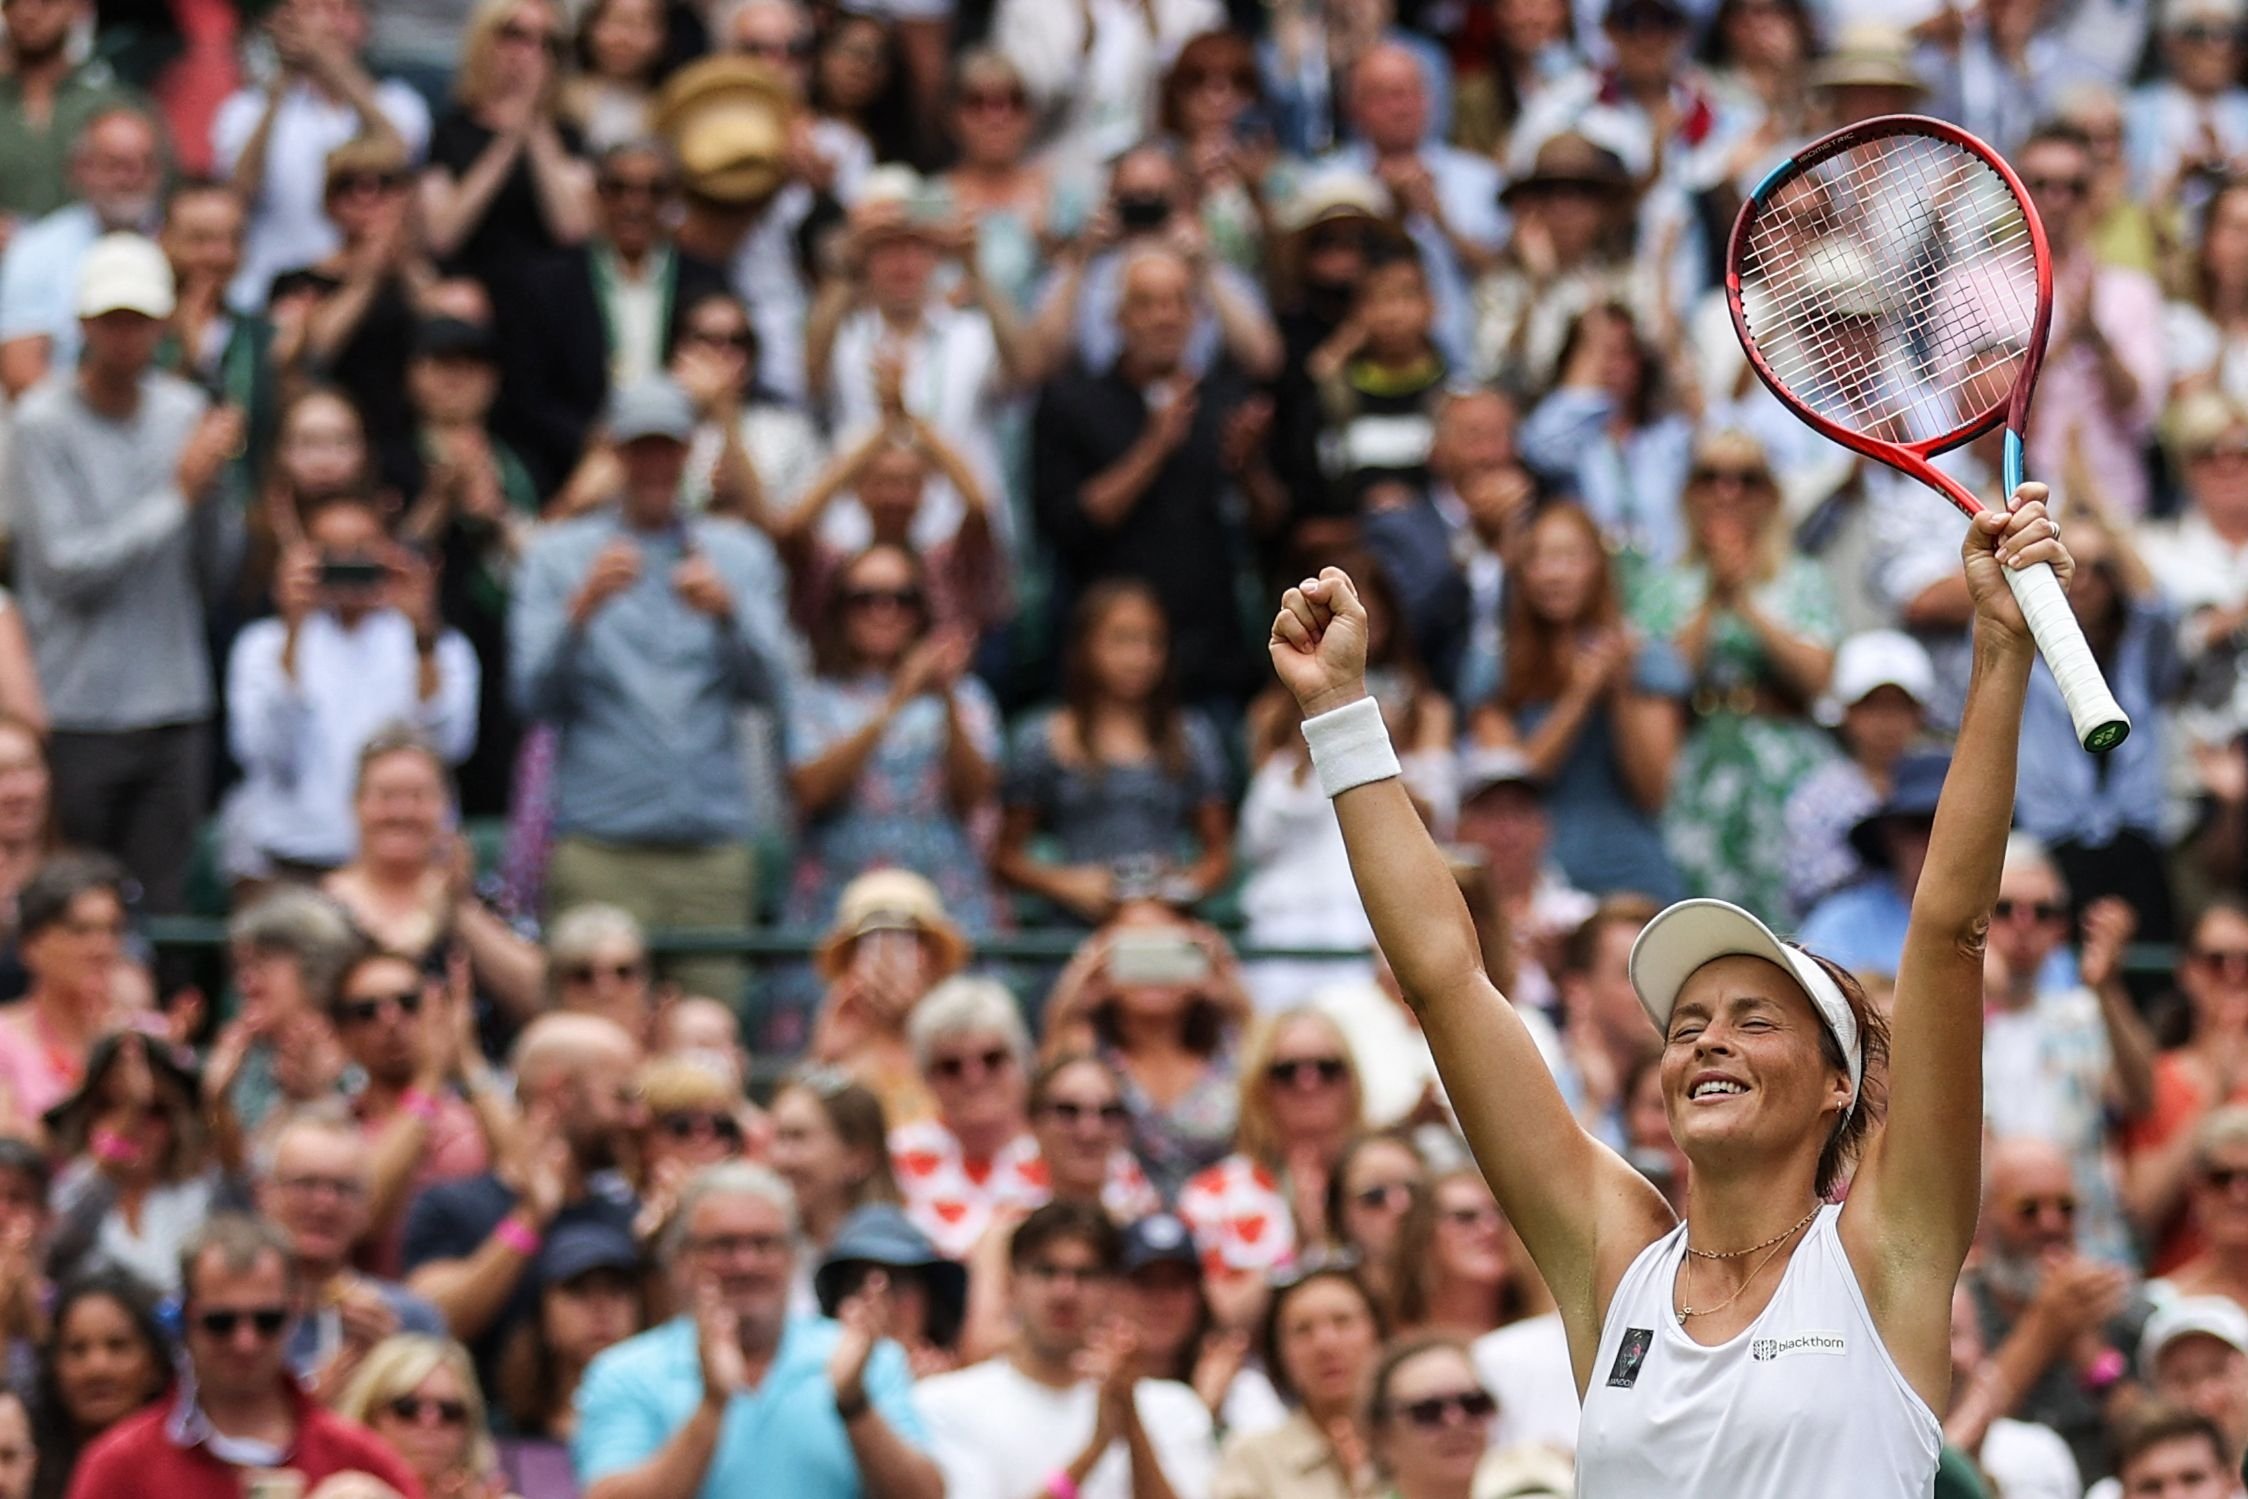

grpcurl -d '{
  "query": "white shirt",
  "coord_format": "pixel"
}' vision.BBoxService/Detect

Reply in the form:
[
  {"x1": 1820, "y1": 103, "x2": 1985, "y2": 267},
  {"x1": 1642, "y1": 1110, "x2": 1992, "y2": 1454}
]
[
  {"x1": 1474, "y1": 1313, "x2": 1580, "y2": 1455},
  {"x1": 919, "y1": 1360, "x2": 1217, "y2": 1499},
  {"x1": 211, "y1": 77, "x2": 431, "y2": 310},
  {"x1": 822, "y1": 301, "x2": 1008, "y2": 553},
  {"x1": 1576, "y1": 1205, "x2": 1942, "y2": 1496},
  {"x1": 1980, "y1": 1416, "x2": 2082, "y2": 1499},
  {"x1": 224, "y1": 608, "x2": 478, "y2": 868},
  {"x1": 2143, "y1": 507, "x2": 2248, "y2": 634},
  {"x1": 992, "y1": 0, "x2": 1222, "y2": 182}
]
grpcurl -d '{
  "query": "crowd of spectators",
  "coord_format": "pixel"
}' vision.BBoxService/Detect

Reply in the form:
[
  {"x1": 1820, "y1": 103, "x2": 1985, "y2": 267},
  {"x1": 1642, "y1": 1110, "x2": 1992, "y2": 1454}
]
[{"x1": 6, "y1": 0, "x2": 2248, "y2": 1493}]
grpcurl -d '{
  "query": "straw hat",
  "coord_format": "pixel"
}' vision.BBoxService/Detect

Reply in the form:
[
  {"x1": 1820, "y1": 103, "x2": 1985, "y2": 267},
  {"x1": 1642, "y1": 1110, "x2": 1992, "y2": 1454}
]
[
  {"x1": 654, "y1": 56, "x2": 796, "y2": 207},
  {"x1": 1809, "y1": 24, "x2": 1928, "y2": 94},
  {"x1": 815, "y1": 869, "x2": 970, "y2": 980}
]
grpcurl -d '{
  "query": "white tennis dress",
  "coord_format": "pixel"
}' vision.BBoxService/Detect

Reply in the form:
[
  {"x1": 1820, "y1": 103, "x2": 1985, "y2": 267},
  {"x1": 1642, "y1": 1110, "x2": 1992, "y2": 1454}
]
[{"x1": 1576, "y1": 1204, "x2": 1942, "y2": 1497}]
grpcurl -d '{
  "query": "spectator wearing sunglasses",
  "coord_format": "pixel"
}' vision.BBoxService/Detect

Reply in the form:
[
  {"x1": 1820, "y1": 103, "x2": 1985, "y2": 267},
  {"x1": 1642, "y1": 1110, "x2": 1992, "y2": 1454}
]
[
  {"x1": 1387, "y1": 1167, "x2": 1537, "y2": 1344},
  {"x1": 2127, "y1": 0, "x2": 2248, "y2": 203},
  {"x1": 1361, "y1": 1336, "x2": 1497, "y2": 1499},
  {"x1": 339, "y1": 1333, "x2": 517, "y2": 1499},
  {"x1": 1963, "y1": 1136, "x2": 2144, "y2": 1484},
  {"x1": 211, "y1": 0, "x2": 430, "y2": 313},
  {"x1": 1982, "y1": 836, "x2": 2153, "y2": 1270},
  {"x1": 65, "y1": 1214, "x2": 420, "y2": 1499},
  {"x1": 1323, "y1": 1132, "x2": 1426, "y2": 1321},
  {"x1": 632, "y1": 1055, "x2": 753, "y2": 1245},
  {"x1": 327, "y1": 946, "x2": 499, "y2": 1278},
  {"x1": 2161, "y1": 1109, "x2": 2248, "y2": 1319},
  {"x1": 2126, "y1": 899, "x2": 2248, "y2": 1273},
  {"x1": 545, "y1": 903, "x2": 654, "y2": 1043},
  {"x1": 889, "y1": 977, "x2": 1042, "y2": 1260},
  {"x1": 1180, "y1": 1011, "x2": 1365, "y2": 1281}
]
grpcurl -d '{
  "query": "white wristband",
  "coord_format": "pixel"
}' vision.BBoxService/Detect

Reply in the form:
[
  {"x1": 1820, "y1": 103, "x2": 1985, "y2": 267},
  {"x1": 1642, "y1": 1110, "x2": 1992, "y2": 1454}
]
[{"x1": 1301, "y1": 696, "x2": 1401, "y2": 798}]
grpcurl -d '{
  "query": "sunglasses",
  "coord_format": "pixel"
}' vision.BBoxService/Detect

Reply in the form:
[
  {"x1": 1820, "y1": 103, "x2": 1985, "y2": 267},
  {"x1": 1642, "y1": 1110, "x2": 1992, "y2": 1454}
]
[
  {"x1": 1441, "y1": 1204, "x2": 1503, "y2": 1230},
  {"x1": 564, "y1": 960, "x2": 647, "y2": 985},
  {"x1": 1992, "y1": 898, "x2": 2065, "y2": 923},
  {"x1": 1306, "y1": 226, "x2": 1373, "y2": 256},
  {"x1": 386, "y1": 1395, "x2": 469, "y2": 1426},
  {"x1": 1609, "y1": 7, "x2": 1686, "y2": 31},
  {"x1": 2025, "y1": 175, "x2": 2089, "y2": 197},
  {"x1": 2205, "y1": 1165, "x2": 2248, "y2": 1192},
  {"x1": 2192, "y1": 444, "x2": 2248, "y2": 464},
  {"x1": 1267, "y1": 1057, "x2": 1348, "y2": 1087},
  {"x1": 195, "y1": 1305, "x2": 290, "y2": 1339},
  {"x1": 845, "y1": 586, "x2": 923, "y2": 612},
  {"x1": 598, "y1": 176, "x2": 672, "y2": 200},
  {"x1": 2012, "y1": 1193, "x2": 2077, "y2": 1223},
  {"x1": 931, "y1": 1047, "x2": 1012, "y2": 1081},
  {"x1": 338, "y1": 989, "x2": 422, "y2": 1026},
  {"x1": 1394, "y1": 1389, "x2": 1498, "y2": 1428},
  {"x1": 497, "y1": 19, "x2": 562, "y2": 50},
  {"x1": 660, "y1": 1111, "x2": 743, "y2": 1143},
  {"x1": 740, "y1": 35, "x2": 813, "y2": 59},
  {"x1": 2194, "y1": 948, "x2": 2248, "y2": 977},
  {"x1": 2177, "y1": 20, "x2": 2241, "y2": 40},
  {"x1": 331, "y1": 170, "x2": 405, "y2": 197},
  {"x1": 1353, "y1": 1181, "x2": 1417, "y2": 1212},
  {"x1": 960, "y1": 88, "x2": 1027, "y2": 113},
  {"x1": 1043, "y1": 1099, "x2": 1129, "y2": 1126},
  {"x1": 1691, "y1": 464, "x2": 1771, "y2": 486},
  {"x1": 681, "y1": 327, "x2": 753, "y2": 352}
]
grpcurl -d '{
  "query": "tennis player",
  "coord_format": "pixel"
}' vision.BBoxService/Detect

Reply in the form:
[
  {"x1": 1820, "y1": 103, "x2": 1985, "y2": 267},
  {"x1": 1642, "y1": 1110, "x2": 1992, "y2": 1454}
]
[{"x1": 1268, "y1": 486, "x2": 2070, "y2": 1495}]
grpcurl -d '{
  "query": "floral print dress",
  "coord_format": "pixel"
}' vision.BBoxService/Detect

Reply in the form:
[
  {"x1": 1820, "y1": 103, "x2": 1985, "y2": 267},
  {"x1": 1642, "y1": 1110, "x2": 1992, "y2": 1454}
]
[{"x1": 1635, "y1": 557, "x2": 1841, "y2": 918}]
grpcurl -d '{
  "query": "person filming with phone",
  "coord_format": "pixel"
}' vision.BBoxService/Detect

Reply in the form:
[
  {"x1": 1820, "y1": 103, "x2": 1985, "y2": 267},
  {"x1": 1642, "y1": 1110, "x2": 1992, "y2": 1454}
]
[
  {"x1": 225, "y1": 491, "x2": 479, "y2": 887},
  {"x1": 1043, "y1": 908, "x2": 1253, "y2": 1202}
]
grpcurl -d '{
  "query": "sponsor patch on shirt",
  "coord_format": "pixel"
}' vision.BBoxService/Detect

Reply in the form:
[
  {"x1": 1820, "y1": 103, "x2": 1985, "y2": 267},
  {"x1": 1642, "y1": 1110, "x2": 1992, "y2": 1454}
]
[
  {"x1": 1607, "y1": 1327, "x2": 1654, "y2": 1388},
  {"x1": 1749, "y1": 1330, "x2": 1848, "y2": 1362}
]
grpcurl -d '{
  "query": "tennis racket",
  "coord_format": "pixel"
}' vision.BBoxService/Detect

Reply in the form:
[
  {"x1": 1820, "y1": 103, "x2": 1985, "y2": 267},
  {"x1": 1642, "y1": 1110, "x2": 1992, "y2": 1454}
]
[{"x1": 1725, "y1": 113, "x2": 2131, "y2": 752}]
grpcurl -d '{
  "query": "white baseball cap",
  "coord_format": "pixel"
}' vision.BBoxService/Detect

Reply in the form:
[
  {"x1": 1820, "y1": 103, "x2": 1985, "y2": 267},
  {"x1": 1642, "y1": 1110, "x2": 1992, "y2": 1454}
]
[
  {"x1": 1628, "y1": 899, "x2": 1863, "y2": 1103},
  {"x1": 2140, "y1": 1296, "x2": 2248, "y2": 1371},
  {"x1": 1816, "y1": 630, "x2": 1936, "y2": 727},
  {"x1": 76, "y1": 232, "x2": 175, "y2": 320}
]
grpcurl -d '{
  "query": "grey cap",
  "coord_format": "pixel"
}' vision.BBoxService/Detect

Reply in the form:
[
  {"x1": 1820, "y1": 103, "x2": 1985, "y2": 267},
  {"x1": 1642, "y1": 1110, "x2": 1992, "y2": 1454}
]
[{"x1": 608, "y1": 376, "x2": 698, "y2": 444}]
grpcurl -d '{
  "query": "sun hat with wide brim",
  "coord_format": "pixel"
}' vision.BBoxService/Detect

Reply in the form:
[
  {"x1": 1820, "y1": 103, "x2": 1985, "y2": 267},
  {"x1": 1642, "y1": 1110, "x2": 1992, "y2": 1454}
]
[
  {"x1": 654, "y1": 55, "x2": 796, "y2": 208},
  {"x1": 814, "y1": 868, "x2": 970, "y2": 981},
  {"x1": 1628, "y1": 899, "x2": 1862, "y2": 1104},
  {"x1": 1500, "y1": 132, "x2": 1633, "y2": 205},
  {"x1": 815, "y1": 1204, "x2": 967, "y2": 1342},
  {"x1": 1810, "y1": 24, "x2": 1929, "y2": 93}
]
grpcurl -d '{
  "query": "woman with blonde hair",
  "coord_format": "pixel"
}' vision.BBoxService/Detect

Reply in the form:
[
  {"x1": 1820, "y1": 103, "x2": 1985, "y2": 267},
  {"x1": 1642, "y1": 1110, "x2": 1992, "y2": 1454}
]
[
  {"x1": 339, "y1": 1333, "x2": 520, "y2": 1499},
  {"x1": 1636, "y1": 428, "x2": 1839, "y2": 915},
  {"x1": 1179, "y1": 1009, "x2": 1366, "y2": 1279}
]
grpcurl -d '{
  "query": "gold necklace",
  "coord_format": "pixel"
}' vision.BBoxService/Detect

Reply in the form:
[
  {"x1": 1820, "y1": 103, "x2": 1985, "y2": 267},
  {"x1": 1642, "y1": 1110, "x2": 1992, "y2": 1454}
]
[
  {"x1": 1675, "y1": 1204, "x2": 1821, "y2": 1326},
  {"x1": 1683, "y1": 1202, "x2": 1822, "y2": 1261}
]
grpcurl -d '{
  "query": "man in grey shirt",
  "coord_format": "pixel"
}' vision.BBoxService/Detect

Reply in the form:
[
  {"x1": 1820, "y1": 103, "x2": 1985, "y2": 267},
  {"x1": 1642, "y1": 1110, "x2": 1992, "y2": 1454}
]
[
  {"x1": 8, "y1": 232, "x2": 243, "y2": 913},
  {"x1": 509, "y1": 376, "x2": 794, "y2": 1002}
]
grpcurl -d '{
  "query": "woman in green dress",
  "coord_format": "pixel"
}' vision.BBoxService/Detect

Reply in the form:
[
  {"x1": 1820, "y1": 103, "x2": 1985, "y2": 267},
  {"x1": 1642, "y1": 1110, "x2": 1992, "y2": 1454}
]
[{"x1": 1635, "y1": 429, "x2": 1839, "y2": 915}]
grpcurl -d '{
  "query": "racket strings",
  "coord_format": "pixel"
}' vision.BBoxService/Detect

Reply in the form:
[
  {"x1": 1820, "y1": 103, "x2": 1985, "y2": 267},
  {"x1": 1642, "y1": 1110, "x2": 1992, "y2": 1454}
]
[{"x1": 1737, "y1": 132, "x2": 2039, "y2": 442}]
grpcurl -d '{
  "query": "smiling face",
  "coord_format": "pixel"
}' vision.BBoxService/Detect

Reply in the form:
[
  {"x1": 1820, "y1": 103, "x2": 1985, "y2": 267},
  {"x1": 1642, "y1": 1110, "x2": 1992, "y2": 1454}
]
[
  {"x1": 279, "y1": 391, "x2": 368, "y2": 499},
  {"x1": 2156, "y1": 1334, "x2": 2248, "y2": 1458},
  {"x1": 1658, "y1": 955, "x2": 1851, "y2": 1177},
  {"x1": 368, "y1": 1359, "x2": 476, "y2": 1483},
  {"x1": 353, "y1": 745, "x2": 447, "y2": 869},
  {"x1": 585, "y1": 0, "x2": 661, "y2": 82},
  {"x1": 1262, "y1": 1014, "x2": 1358, "y2": 1142},
  {"x1": 1083, "y1": 589, "x2": 1169, "y2": 705},
  {"x1": 924, "y1": 1028, "x2": 1027, "y2": 1144},
  {"x1": 1517, "y1": 506, "x2": 1604, "y2": 626},
  {"x1": 838, "y1": 546, "x2": 926, "y2": 672},
  {"x1": 0, "y1": 721, "x2": 48, "y2": 849},
  {"x1": 53, "y1": 1293, "x2": 165, "y2": 1436}
]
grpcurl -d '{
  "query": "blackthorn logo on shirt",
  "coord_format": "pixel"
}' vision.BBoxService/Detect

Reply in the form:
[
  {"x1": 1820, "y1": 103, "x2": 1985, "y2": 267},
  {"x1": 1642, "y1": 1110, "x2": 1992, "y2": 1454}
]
[{"x1": 1750, "y1": 1330, "x2": 1847, "y2": 1362}]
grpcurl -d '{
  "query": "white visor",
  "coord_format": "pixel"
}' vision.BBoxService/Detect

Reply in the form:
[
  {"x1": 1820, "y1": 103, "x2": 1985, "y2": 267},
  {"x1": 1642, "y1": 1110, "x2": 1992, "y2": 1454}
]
[{"x1": 1628, "y1": 899, "x2": 1863, "y2": 1104}]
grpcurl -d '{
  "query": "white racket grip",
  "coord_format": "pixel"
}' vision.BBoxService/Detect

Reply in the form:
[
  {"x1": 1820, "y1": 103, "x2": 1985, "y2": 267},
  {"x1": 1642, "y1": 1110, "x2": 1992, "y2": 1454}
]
[{"x1": 2002, "y1": 560, "x2": 2132, "y2": 752}]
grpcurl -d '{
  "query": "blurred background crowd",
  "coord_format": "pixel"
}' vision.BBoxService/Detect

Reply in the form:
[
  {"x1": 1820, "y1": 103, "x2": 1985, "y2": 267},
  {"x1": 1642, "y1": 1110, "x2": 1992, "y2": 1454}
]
[{"x1": 5, "y1": 0, "x2": 2248, "y2": 1491}]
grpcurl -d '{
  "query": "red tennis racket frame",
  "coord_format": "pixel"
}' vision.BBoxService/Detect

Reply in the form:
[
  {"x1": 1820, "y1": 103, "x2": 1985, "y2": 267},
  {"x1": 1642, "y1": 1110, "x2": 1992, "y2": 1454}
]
[{"x1": 1723, "y1": 113, "x2": 2054, "y2": 520}]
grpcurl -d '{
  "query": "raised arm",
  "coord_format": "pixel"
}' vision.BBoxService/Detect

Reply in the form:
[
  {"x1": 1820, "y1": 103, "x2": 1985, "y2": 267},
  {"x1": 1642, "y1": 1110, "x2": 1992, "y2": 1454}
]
[
  {"x1": 1269, "y1": 568, "x2": 1673, "y2": 1387},
  {"x1": 1843, "y1": 487, "x2": 2067, "y2": 1402}
]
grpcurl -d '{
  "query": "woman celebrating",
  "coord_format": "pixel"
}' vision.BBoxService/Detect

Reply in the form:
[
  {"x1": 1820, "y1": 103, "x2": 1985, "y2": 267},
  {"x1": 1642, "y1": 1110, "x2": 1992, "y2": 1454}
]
[
  {"x1": 1637, "y1": 429, "x2": 1839, "y2": 916},
  {"x1": 1267, "y1": 486, "x2": 2065, "y2": 1492}
]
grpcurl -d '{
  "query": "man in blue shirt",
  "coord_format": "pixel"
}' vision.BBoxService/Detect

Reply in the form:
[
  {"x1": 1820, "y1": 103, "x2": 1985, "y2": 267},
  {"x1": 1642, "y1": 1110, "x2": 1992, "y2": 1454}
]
[
  {"x1": 509, "y1": 375, "x2": 795, "y2": 1002},
  {"x1": 573, "y1": 1161, "x2": 941, "y2": 1499}
]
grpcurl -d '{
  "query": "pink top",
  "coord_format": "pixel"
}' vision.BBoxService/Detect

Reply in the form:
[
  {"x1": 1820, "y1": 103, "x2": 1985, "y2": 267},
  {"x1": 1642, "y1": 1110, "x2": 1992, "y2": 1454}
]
[
  {"x1": 2027, "y1": 256, "x2": 2166, "y2": 518},
  {"x1": 354, "y1": 1088, "x2": 490, "y2": 1277}
]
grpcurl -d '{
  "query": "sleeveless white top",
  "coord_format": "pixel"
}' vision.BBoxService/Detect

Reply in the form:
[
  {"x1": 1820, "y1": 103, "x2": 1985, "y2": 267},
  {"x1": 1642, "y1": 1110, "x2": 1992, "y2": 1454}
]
[{"x1": 1576, "y1": 1205, "x2": 1941, "y2": 1497}]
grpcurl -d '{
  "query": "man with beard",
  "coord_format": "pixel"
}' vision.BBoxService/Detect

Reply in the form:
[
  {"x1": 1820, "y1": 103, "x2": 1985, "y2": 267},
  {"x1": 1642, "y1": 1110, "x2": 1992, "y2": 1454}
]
[
  {"x1": 0, "y1": 105, "x2": 162, "y2": 397},
  {"x1": 405, "y1": 1012, "x2": 644, "y2": 1388},
  {"x1": 1963, "y1": 1135, "x2": 2150, "y2": 1483},
  {"x1": 0, "y1": 0, "x2": 137, "y2": 231},
  {"x1": 574, "y1": 1161, "x2": 941, "y2": 1499}
]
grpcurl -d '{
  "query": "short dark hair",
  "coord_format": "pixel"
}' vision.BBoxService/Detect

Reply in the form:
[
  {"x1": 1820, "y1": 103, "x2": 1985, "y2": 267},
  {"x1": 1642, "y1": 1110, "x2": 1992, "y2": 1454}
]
[
  {"x1": 1559, "y1": 895, "x2": 1661, "y2": 979},
  {"x1": 19, "y1": 851, "x2": 128, "y2": 941},
  {"x1": 0, "y1": 1135, "x2": 50, "y2": 1199},
  {"x1": 1029, "y1": 1052, "x2": 1124, "y2": 1114},
  {"x1": 179, "y1": 1213, "x2": 298, "y2": 1305},
  {"x1": 1008, "y1": 1200, "x2": 1122, "y2": 1274},
  {"x1": 2113, "y1": 1401, "x2": 2228, "y2": 1481},
  {"x1": 2020, "y1": 120, "x2": 2095, "y2": 159},
  {"x1": 1261, "y1": 1263, "x2": 1386, "y2": 1403}
]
